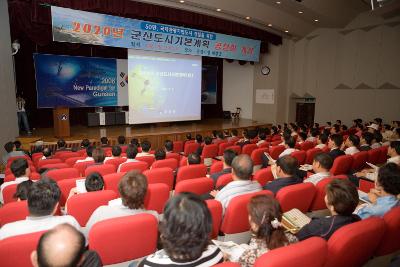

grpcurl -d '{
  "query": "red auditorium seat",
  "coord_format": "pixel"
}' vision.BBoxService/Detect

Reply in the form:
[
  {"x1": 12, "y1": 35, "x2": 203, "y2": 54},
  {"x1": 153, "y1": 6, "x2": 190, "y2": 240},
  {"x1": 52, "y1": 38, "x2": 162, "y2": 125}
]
[
  {"x1": 40, "y1": 163, "x2": 70, "y2": 169},
  {"x1": 46, "y1": 168, "x2": 80, "y2": 182},
  {"x1": 213, "y1": 263, "x2": 241, "y2": 267},
  {"x1": 218, "y1": 142, "x2": 231, "y2": 156},
  {"x1": 242, "y1": 144, "x2": 258, "y2": 156},
  {"x1": 215, "y1": 173, "x2": 233, "y2": 189},
  {"x1": 58, "y1": 152, "x2": 81, "y2": 161},
  {"x1": 143, "y1": 168, "x2": 174, "y2": 191},
  {"x1": 89, "y1": 214, "x2": 158, "y2": 265},
  {"x1": 136, "y1": 156, "x2": 155, "y2": 167},
  {"x1": 0, "y1": 201, "x2": 29, "y2": 226},
  {"x1": 291, "y1": 150, "x2": 306, "y2": 165},
  {"x1": 367, "y1": 148, "x2": 381, "y2": 165},
  {"x1": 305, "y1": 148, "x2": 322, "y2": 165},
  {"x1": 151, "y1": 158, "x2": 178, "y2": 170},
  {"x1": 201, "y1": 144, "x2": 219, "y2": 159},
  {"x1": 84, "y1": 164, "x2": 116, "y2": 177},
  {"x1": 172, "y1": 141, "x2": 183, "y2": 153},
  {"x1": 183, "y1": 142, "x2": 200, "y2": 156},
  {"x1": 205, "y1": 200, "x2": 223, "y2": 239},
  {"x1": 0, "y1": 231, "x2": 45, "y2": 267},
  {"x1": 104, "y1": 158, "x2": 127, "y2": 169},
  {"x1": 67, "y1": 190, "x2": 118, "y2": 226},
  {"x1": 330, "y1": 155, "x2": 353, "y2": 176},
  {"x1": 144, "y1": 183, "x2": 170, "y2": 214},
  {"x1": 251, "y1": 148, "x2": 269, "y2": 166},
  {"x1": 119, "y1": 161, "x2": 148, "y2": 173},
  {"x1": 6, "y1": 155, "x2": 31, "y2": 166},
  {"x1": 73, "y1": 161, "x2": 95, "y2": 176},
  {"x1": 300, "y1": 141, "x2": 315, "y2": 151},
  {"x1": 103, "y1": 172, "x2": 126, "y2": 194},
  {"x1": 375, "y1": 207, "x2": 400, "y2": 257},
  {"x1": 210, "y1": 161, "x2": 224, "y2": 175},
  {"x1": 65, "y1": 156, "x2": 86, "y2": 167},
  {"x1": 2, "y1": 184, "x2": 19, "y2": 204},
  {"x1": 225, "y1": 145, "x2": 241, "y2": 155},
  {"x1": 324, "y1": 217, "x2": 385, "y2": 267},
  {"x1": 58, "y1": 177, "x2": 83, "y2": 207},
  {"x1": 351, "y1": 151, "x2": 368, "y2": 172},
  {"x1": 276, "y1": 183, "x2": 316, "y2": 212},
  {"x1": 254, "y1": 237, "x2": 327, "y2": 267},
  {"x1": 176, "y1": 164, "x2": 207, "y2": 184},
  {"x1": 37, "y1": 158, "x2": 63, "y2": 169},
  {"x1": 309, "y1": 177, "x2": 335, "y2": 211},
  {"x1": 253, "y1": 167, "x2": 274, "y2": 187},
  {"x1": 377, "y1": 145, "x2": 389, "y2": 165},
  {"x1": 269, "y1": 145, "x2": 285, "y2": 160},
  {"x1": 165, "y1": 152, "x2": 181, "y2": 162},
  {"x1": 175, "y1": 177, "x2": 214, "y2": 195},
  {"x1": 4, "y1": 171, "x2": 40, "y2": 183}
]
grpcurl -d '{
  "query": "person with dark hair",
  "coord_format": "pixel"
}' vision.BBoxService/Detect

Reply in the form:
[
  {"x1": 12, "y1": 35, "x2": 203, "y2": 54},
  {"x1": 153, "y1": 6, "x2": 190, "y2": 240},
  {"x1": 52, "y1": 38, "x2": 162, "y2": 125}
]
[
  {"x1": 117, "y1": 135, "x2": 126, "y2": 145},
  {"x1": 304, "y1": 153, "x2": 333, "y2": 185},
  {"x1": 104, "y1": 145, "x2": 123, "y2": 163},
  {"x1": 92, "y1": 148, "x2": 105, "y2": 164},
  {"x1": 297, "y1": 179, "x2": 360, "y2": 241},
  {"x1": 85, "y1": 171, "x2": 158, "y2": 235},
  {"x1": 187, "y1": 153, "x2": 201, "y2": 165},
  {"x1": 236, "y1": 195, "x2": 297, "y2": 266},
  {"x1": 154, "y1": 148, "x2": 166, "y2": 161},
  {"x1": 40, "y1": 147, "x2": 53, "y2": 160},
  {"x1": 212, "y1": 154, "x2": 261, "y2": 210},
  {"x1": 279, "y1": 136, "x2": 298, "y2": 158},
  {"x1": 237, "y1": 130, "x2": 251, "y2": 148},
  {"x1": 0, "y1": 158, "x2": 30, "y2": 203},
  {"x1": 31, "y1": 223, "x2": 102, "y2": 267},
  {"x1": 13, "y1": 180, "x2": 33, "y2": 201},
  {"x1": 263, "y1": 155, "x2": 302, "y2": 195},
  {"x1": 306, "y1": 128, "x2": 319, "y2": 143},
  {"x1": 80, "y1": 139, "x2": 91, "y2": 149},
  {"x1": 210, "y1": 149, "x2": 237, "y2": 185},
  {"x1": 196, "y1": 136, "x2": 213, "y2": 156},
  {"x1": 315, "y1": 133, "x2": 328, "y2": 149},
  {"x1": 336, "y1": 120, "x2": 342, "y2": 126},
  {"x1": 359, "y1": 132, "x2": 373, "y2": 151},
  {"x1": 256, "y1": 131, "x2": 267, "y2": 147},
  {"x1": 118, "y1": 145, "x2": 139, "y2": 172},
  {"x1": 13, "y1": 140, "x2": 28, "y2": 155},
  {"x1": 137, "y1": 140, "x2": 153, "y2": 157},
  {"x1": 355, "y1": 123, "x2": 364, "y2": 138},
  {"x1": 0, "y1": 178, "x2": 80, "y2": 240},
  {"x1": 330, "y1": 124, "x2": 340, "y2": 135},
  {"x1": 130, "y1": 138, "x2": 140, "y2": 147},
  {"x1": 213, "y1": 131, "x2": 225, "y2": 145},
  {"x1": 100, "y1": 137, "x2": 110, "y2": 148},
  {"x1": 387, "y1": 141, "x2": 400, "y2": 165},
  {"x1": 297, "y1": 132, "x2": 307, "y2": 144},
  {"x1": 164, "y1": 140, "x2": 174, "y2": 153},
  {"x1": 228, "y1": 129, "x2": 239, "y2": 143},
  {"x1": 356, "y1": 163, "x2": 400, "y2": 219},
  {"x1": 185, "y1": 133, "x2": 192, "y2": 142},
  {"x1": 371, "y1": 131, "x2": 383, "y2": 149},
  {"x1": 328, "y1": 134, "x2": 345, "y2": 161},
  {"x1": 138, "y1": 193, "x2": 223, "y2": 267},
  {"x1": 2, "y1": 141, "x2": 25, "y2": 165},
  {"x1": 343, "y1": 135, "x2": 360, "y2": 155},
  {"x1": 56, "y1": 139, "x2": 69, "y2": 151},
  {"x1": 382, "y1": 124, "x2": 394, "y2": 142},
  {"x1": 76, "y1": 146, "x2": 95, "y2": 163}
]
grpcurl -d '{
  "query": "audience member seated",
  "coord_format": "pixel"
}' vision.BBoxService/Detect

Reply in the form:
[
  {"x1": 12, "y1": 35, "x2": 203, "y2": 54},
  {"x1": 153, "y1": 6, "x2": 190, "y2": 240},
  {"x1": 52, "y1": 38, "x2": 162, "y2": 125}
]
[
  {"x1": 164, "y1": 140, "x2": 174, "y2": 153},
  {"x1": 154, "y1": 149, "x2": 166, "y2": 161},
  {"x1": 13, "y1": 180, "x2": 34, "y2": 201},
  {"x1": 213, "y1": 131, "x2": 225, "y2": 145},
  {"x1": 79, "y1": 139, "x2": 91, "y2": 151},
  {"x1": 210, "y1": 149, "x2": 237, "y2": 186},
  {"x1": 367, "y1": 123, "x2": 379, "y2": 134},
  {"x1": 76, "y1": 146, "x2": 94, "y2": 163},
  {"x1": 263, "y1": 155, "x2": 302, "y2": 195},
  {"x1": 356, "y1": 163, "x2": 400, "y2": 219},
  {"x1": 130, "y1": 138, "x2": 140, "y2": 147},
  {"x1": 187, "y1": 153, "x2": 201, "y2": 165},
  {"x1": 387, "y1": 141, "x2": 400, "y2": 165},
  {"x1": 382, "y1": 124, "x2": 394, "y2": 142},
  {"x1": 355, "y1": 123, "x2": 364, "y2": 137},
  {"x1": 261, "y1": 134, "x2": 296, "y2": 168},
  {"x1": 194, "y1": 134, "x2": 203, "y2": 145},
  {"x1": 315, "y1": 133, "x2": 328, "y2": 149},
  {"x1": 256, "y1": 131, "x2": 267, "y2": 147},
  {"x1": 0, "y1": 178, "x2": 80, "y2": 240},
  {"x1": 137, "y1": 193, "x2": 223, "y2": 267},
  {"x1": 117, "y1": 135, "x2": 126, "y2": 146},
  {"x1": 236, "y1": 195, "x2": 298, "y2": 267},
  {"x1": 84, "y1": 171, "x2": 158, "y2": 235},
  {"x1": 303, "y1": 153, "x2": 333, "y2": 185},
  {"x1": 2, "y1": 141, "x2": 25, "y2": 165},
  {"x1": 237, "y1": 130, "x2": 251, "y2": 148},
  {"x1": 196, "y1": 136, "x2": 212, "y2": 155},
  {"x1": 31, "y1": 223, "x2": 102, "y2": 267},
  {"x1": 328, "y1": 134, "x2": 345, "y2": 161},
  {"x1": 40, "y1": 147, "x2": 53, "y2": 160},
  {"x1": 56, "y1": 139, "x2": 69, "y2": 152},
  {"x1": 297, "y1": 132, "x2": 307, "y2": 145},
  {"x1": 117, "y1": 145, "x2": 139, "y2": 172},
  {"x1": 330, "y1": 124, "x2": 340, "y2": 135},
  {"x1": 306, "y1": 128, "x2": 319, "y2": 143},
  {"x1": 104, "y1": 145, "x2": 123, "y2": 163},
  {"x1": 92, "y1": 148, "x2": 105, "y2": 164},
  {"x1": 359, "y1": 132, "x2": 373, "y2": 151},
  {"x1": 0, "y1": 158, "x2": 30, "y2": 203},
  {"x1": 227, "y1": 129, "x2": 239, "y2": 143},
  {"x1": 13, "y1": 140, "x2": 28, "y2": 155},
  {"x1": 137, "y1": 140, "x2": 154, "y2": 157},
  {"x1": 296, "y1": 179, "x2": 360, "y2": 241},
  {"x1": 100, "y1": 137, "x2": 111, "y2": 148},
  {"x1": 371, "y1": 131, "x2": 383, "y2": 149},
  {"x1": 342, "y1": 135, "x2": 360, "y2": 155},
  {"x1": 211, "y1": 154, "x2": 261, "y2": 210}
]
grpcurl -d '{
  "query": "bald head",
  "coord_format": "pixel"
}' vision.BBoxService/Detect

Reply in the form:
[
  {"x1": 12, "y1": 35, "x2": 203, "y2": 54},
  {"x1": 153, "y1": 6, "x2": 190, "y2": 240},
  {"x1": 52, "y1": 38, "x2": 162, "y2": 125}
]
[
  {"x1": 231, "y1": 154, "x2": 253, "y2": 180},
  {"x1": 32, "y1": 224, "x2": 85, "y2": 267}
]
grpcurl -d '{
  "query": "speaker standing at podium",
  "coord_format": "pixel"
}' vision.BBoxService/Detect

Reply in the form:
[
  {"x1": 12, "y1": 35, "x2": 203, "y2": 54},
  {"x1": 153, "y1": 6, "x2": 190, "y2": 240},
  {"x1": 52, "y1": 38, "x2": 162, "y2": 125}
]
[{"x1": 16, "y1": 95, "x2": 32, "y2": 135}]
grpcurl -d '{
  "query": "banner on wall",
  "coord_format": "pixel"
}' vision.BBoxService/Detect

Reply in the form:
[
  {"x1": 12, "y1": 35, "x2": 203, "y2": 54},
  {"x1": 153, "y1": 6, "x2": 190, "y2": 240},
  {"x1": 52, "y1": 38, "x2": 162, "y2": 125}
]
[
  {"x1": 33, "y1": 53, "x2": 128, "y2": 108},
  {"x1": 51, "y1": 6, "x2": 261, "y2": 62}
]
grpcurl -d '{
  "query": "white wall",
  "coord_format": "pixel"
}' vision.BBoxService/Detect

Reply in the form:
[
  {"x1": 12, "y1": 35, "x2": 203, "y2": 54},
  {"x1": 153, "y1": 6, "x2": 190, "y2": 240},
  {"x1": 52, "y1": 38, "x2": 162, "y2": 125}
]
[{"x1": 0, "y1": 1, "x2": 19, "y2": 159}]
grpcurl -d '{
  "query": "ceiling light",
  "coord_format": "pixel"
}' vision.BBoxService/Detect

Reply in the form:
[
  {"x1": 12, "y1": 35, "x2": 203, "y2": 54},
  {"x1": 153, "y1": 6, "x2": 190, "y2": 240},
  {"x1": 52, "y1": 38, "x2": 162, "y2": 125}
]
[
  {"x1": 179, "y1": 0, "x2": 185, "y2": 3},
  {"x1": 284, "y1": 30, "x2": 289, "y2": 33},
  {"x1": 268, "y1": 23, "x2": 273, "y2": 27},
  {"x1": 216, "y1": 8, "x2": 221, "y2": 12},
  {"x1": 276, "y1": 1, "x2": 281, "y2": 4},
  {"x1": 314, "y1": 19, "x2": 319, "y2": 22},
  {"x1": 245, "y1": 16, "x2": 251, "y2": 20},
  {"x1": 298, "y1": 11, "x2": 303, "y2": 14}
]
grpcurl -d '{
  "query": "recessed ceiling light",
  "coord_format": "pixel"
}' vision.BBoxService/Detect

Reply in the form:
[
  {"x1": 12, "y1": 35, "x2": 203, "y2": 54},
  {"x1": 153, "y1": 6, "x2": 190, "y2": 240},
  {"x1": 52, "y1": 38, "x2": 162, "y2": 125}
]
[
  {"x1": 298, "y1": 11, "x2": 303, "y2": 14},
  {"x1": 216, "y1": 8, "x2": 221, "y2": 12},
  {"x1": 284, "y1": 30, "x2": 289, "y2": 33},
  {"x1": 276, "y1": 1, "x2": 281, "y2": 4},
  {"x1": 179, "y1": 0, "x2": 185, "y2": 3},
  {"x1": 268, "y1": 23, "x2": 273, "y2": 27},
  {"x1": 314, "y1": 19, "x2": 319, "y2": 22},
  {"x1": 245, "y1": 16, "x2": 251, "y2": 20}
]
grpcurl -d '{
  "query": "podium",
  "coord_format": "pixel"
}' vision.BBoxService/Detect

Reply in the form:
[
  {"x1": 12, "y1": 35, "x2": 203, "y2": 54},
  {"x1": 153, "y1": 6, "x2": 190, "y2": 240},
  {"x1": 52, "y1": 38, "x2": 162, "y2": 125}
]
[{"x1": 53, "y1": 107, "x2": 70, "y2": 137}]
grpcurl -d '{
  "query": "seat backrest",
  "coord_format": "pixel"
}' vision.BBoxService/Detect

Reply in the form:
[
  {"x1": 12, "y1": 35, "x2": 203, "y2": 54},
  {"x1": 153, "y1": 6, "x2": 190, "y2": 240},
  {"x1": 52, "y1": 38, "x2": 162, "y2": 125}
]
[
  {"x1": 330, "y1": 155, "x2": 353, "y2": 176},
  {"x1": 254, "y1": 237, "x2": 327, "y2": 267},
  {"x1": 377, "y1": 145, "x2": 389, "y2": 165},
  {"x1": 67, "y1": 190, "x2": 118, "y2": 226},
  {"x1": 215, "y1": 173, "x2": 233, "y2": 189},
  {"x1": 103, "y1": 172, "x2": 126, "y2": 195},
  {"x1": 73, "y1": 161, "x2": 95, "y2": 176},
  {"x1": 221, "y1": 190, "x2": 273, "y2": 234},
  {"x1": 165, "y1": 152, "x2": 181, "y2": 162},
  {"x1": 291, "y1": 150, "x2": 307, "y2": 165},
  {"x1": 85, "y1": 164, "x2": 116, "y2": 177},
  {"x1": 225, "y1": 145, "x2": 241, "y2": 155},
  {"x1": 242, "y1": 144, "x2": 258, "y2": 156},
  {"x1": 175, "y1": 177, "x2": 214, "y2": 195},
  {"x1": 309, "y1": 178, "x2": 335, "y2": 211},
  {"x1": 136, "y1": 156, "x2": 155, "y2": 167},
  {"x1": 151, "y1": 158, "x2": 178, "y2": 171},
  {"x1": 143, "y1": 167, "x2": 174, "y2": 191},
  {"x1": 0, "y1": 201, "x2": 29, "y2": 226},
  {"x1": 300, "y1": 141, "x2": 315, "y2": 151},
  {"x1": 375, "y1": 206, "x2": 400, "y2": 256},
  {"x1": 218, "y1": 142, "x2": 231, "y2": 156},
  {"x1": 144, "y1": 183, "x2": 170, "y2": 214},
  {"x1": 176, "y1": 164, "x2": 207, "y2": 184},
  {"x1": 40, "y1": 163, "x2": 70, "y2": 170},
  {"x1": 251, "y1": 148, "x2": 269, "y2": 166},
  {"x1": 172, "y1": 141, "x2": 183, "y2": 153},
  {"x1": 269, "y1": 145, "x2": 285, "y2": 160},
  {"x1": 89, "y1": 213, "x2": 158, "y2": 265},
  {"x1": 2, "y1": 184, "x2": 19, "y2": 204},
  {"x1": 325, "y1": 217, "x2": 385, "y2": 267},
  {"x1": 58, "y1": 152, "x2": 81, "y2": 161},
  {"x1": 184, "y1": 142, "x2": 200, "y2": 156},
  {"x1": 37, "y1": 158, "x2": 63, "y2": 169},
  {"x1": 58, "y1": 177, "x2": 83, "y2": 207},
  {"x1": 367, "y1": 148, "x2": 381, "y2": 165},
  {"x1": 0, "y1": 231, "x2": 45, "y2": 267},
  {"x1": 206, "y1": 200, "x2": 223, "y2": 239},
  {"x1": 105, "y1": 158, "x2": 127, "y2": 169},
  {"x1": 46, "y1": 168, "x2": 80, "y2": 182},
  {"x1": 350, "y1": 151, "x2": 368, "y2": 172},
  {"x1": 119, "y1": 161, "x2": 148, "y2": 173},
  {"x1": 201, "y1": 144, "x2": 219, "y2": 158},
  {"x1": 253, "y1": 167, "x2": 274, "y2": 187},
  {"x1": 305, "y1": 148, "x2": 322, "y2": 165},
  {"x1": 276, "y1": 183, "x2": 316, "y2": 212},
  {"x1": 65, "y1": 156, "x2": 86, "y2": 167},
  {"x1": 210, "y1": 161, "x2": 224, "y2": 175}
]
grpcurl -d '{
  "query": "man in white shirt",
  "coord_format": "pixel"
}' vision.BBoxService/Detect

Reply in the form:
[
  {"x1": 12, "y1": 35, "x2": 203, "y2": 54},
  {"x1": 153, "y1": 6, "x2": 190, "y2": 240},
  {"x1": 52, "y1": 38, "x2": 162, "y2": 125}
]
[
  {"x1": 117, "y1": 145, "x2": 140, "y2": 172},
  {"x1": 0, "y1": 178, "x2": 81, "y2": 240},
  {"x1": 304, "y1": 153, "x2": 333, "y2": 185},
  {"x1": 343, "y1": 135, "x2": 360, "y2": 155},
  {"x1": 104, "y1": 145, "x2": 124, "y2": 163},
  {"x1": 136, "y1": 140, "x2": 154, "y2": 157},
  {"x1": 76, "y1": 146, "x2": 94, "y2": 163},
  {"x1": 315, "y1": 133, "x2": 328, "y2": 150},
  {"x1": 84, "y1": 171, "x2": 158, "y2": 236},
  {"x1": 2, "y1": 141, "x2": 26, "y2": 165},
  {"x1": 279, "y1": 136, "x2": 298, "y2": 158},
  {"x1": 387, "y1": 141, "x2": 400, "y2": 165},
  {"x1": 0, "y1": 158, "x2": 30, "y2": 203},
  {"x1": 211, "y1": 154, "x2": 261, "y2": 211}
]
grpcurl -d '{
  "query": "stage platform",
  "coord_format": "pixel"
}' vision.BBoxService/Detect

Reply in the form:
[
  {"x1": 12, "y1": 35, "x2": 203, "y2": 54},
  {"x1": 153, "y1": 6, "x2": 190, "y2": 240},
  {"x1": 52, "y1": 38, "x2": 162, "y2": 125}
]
[{"x1": 17, "y1": 119, "x2": 271, "y2": 151}]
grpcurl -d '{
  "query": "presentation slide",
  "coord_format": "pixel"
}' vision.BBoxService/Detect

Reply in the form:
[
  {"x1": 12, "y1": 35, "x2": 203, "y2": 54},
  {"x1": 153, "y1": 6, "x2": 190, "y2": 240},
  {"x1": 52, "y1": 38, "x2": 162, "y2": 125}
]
[{"x1": 128, "y1": 49, "x2": 202, "y2": 124}]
